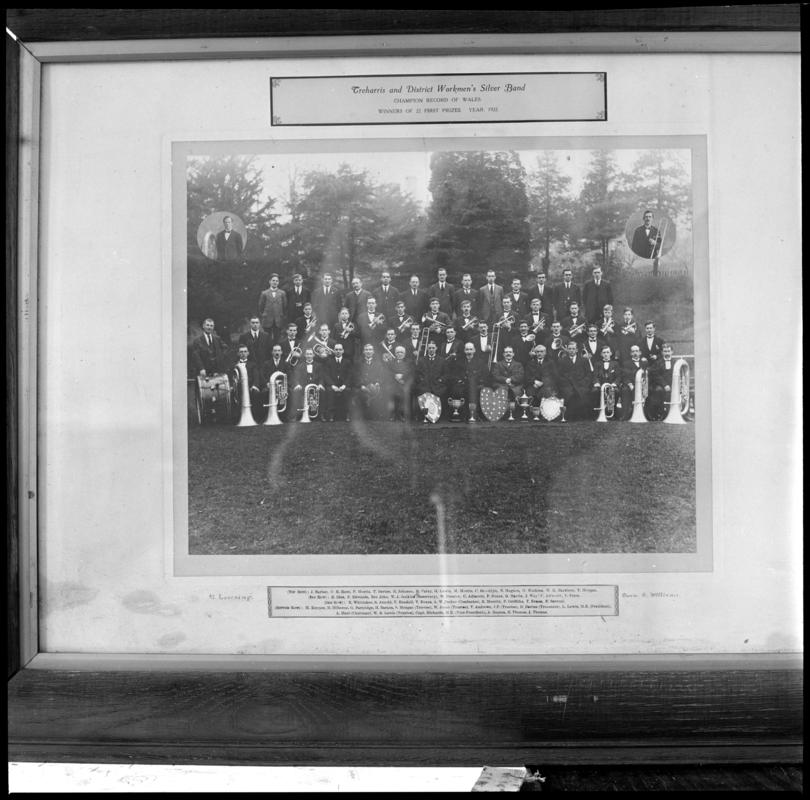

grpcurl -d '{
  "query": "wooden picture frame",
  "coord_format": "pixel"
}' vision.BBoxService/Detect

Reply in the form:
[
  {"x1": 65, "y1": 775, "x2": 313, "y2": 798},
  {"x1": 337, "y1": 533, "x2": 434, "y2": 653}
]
[{"x1": 7, "y1": 9, "x2": 802, "y2": 769}]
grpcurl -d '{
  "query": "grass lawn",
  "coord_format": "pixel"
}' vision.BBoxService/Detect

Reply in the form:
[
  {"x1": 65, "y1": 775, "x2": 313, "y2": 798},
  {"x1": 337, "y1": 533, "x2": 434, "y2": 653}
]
[{"x1": 188, "y1": 419, "x2": 696, "y2": 555}]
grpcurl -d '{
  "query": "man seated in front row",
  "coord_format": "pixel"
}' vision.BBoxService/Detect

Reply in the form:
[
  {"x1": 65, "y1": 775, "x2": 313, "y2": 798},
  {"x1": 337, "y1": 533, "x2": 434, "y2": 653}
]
[
  {"x1": 353, "y1": 342, "x2": 386, "y2": 420},
  {"x1": 386, "y1": 345, "x2": 414, "y2": 421},
  {"x1": 490, "y1": 345, "x2": 525, "y2": 406},
  {"x1": 447, "y1": 342, "x2": 487, "y2": 421},
  {"x1": 524, "y1": 344, "x2": 559, "y2": 411},
  {"x1": 323, "y1": 341, "x2": 352, "y2": 422},
  {"x1": 414, "y1": 340, "x2": 447, "y2": 420}
]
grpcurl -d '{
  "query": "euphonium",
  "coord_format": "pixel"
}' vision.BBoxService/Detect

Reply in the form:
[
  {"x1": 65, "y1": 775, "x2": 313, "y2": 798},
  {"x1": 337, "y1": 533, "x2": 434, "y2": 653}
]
[
  {"x1": 234, "y1": 361, "x2": 257, "y2": 426},
  {"x1": 313, "y1": 339, "x2": 335, "y2": 358},
  {"x1": 629, "y1": 366, "x2": 649, "y2": 423},
  {"x1": 663, "y1": 358, "x2": 690, "y2": 424},
  {"x1": 263, "y1": 370, "x2": 287, "y2": 426},
  {"x1": 596, "y1": 382, "x2": 617, "y2": 422},
  {"x1": 299, "y1": 383, "x2": 320, "y2": 423}
]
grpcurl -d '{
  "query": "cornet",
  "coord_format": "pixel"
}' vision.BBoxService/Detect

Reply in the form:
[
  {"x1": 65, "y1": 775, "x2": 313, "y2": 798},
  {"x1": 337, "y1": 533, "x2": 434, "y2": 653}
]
[
  {"x1": 263, "y1": 370, "x2": 287, "y2": 426},
  {"x1": 493, "y1": 313, "x2": 515, "y2": 329},
  {"x1": 422, "y1": 314, "x2": 448, "y2": 332},
  {"x1": 530, "y1": 317, "x2": 546, "y2": 333},
  {"x1": 285, "y1": 344, "x2": 302, "y2": 366},
  {"x1": 600, "y1": 319, "x2": 615, "y2": 335},
  {"x1": 303, "y1": 315, "x2": 318, "y2": 333},
  {"x1": 234, "y1": 361, "x2": 257, "y2": 427},
  {"x1": 396, "y1": 315, "x2": 414, "y2": 333},
  {"x1": 369, "y1": 313, "x2": 387, "y2": 328},
  {"x1": 460, "y1": 315, "x2": 479, "y2": 329},
  {"x1": 568, "y1": 320, "x2": 586, "y2": 337},
  {"x1": 621, "y1": 321, "x2": 637, "y2": 335},
  {"x1": 339, "y1": 322, "x2": 355, "y2": 338}
]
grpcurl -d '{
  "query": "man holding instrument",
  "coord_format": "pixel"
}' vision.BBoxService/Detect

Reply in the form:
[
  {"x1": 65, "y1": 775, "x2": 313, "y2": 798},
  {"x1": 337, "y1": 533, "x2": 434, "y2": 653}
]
[{"x1": 630, "y1": 209, "x2": 663, "y2": 259}]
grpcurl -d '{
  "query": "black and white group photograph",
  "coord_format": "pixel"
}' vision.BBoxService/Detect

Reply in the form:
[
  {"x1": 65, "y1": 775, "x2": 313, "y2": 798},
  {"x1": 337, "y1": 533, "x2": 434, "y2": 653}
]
[{"x1": 183, "y1": 139, "x2": 700, "y2": 557}]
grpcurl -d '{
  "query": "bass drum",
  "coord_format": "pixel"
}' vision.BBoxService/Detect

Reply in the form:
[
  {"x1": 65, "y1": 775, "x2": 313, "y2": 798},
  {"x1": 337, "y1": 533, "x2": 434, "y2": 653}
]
[
  {"x1": 195, "y1": 373, "x2": 232, "y2": 424},
  {"x1": 539, "y1": 395, "x2": 565, "y2": 421}
]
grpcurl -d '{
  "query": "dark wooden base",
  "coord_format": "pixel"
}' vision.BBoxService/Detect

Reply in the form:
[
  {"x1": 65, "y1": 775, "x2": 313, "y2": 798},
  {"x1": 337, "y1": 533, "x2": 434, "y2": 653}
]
[{"x1": 9, "y1": 667, "x2": 802, "y2": 766}]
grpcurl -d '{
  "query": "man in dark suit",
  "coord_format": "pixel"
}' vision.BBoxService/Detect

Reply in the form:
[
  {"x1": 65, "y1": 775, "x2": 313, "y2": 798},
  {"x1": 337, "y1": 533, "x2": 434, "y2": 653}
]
[
  {"x1": 640, "y1": 321, "x2": 665, "y2": 366},
  {"x1": 343, "y1": 276, "x2": 373, "y2": 323},
  {"x1": 290, "y1": 347, "x2": 324, "y2": 422},
  {"x1": 553, "y1": 268, "x2": 581, "y2": 323},
  {"x1": 490, "y1": 345, "x2": 525, "y2": 404},
  {"x1": 260, "y1": 343, "x2": 290, "y2": 420},
  {"x1": 388, "y1": 299, "x2": 413, "y2": 344},
  {"x1": 258, "y1": 273, "x2": 287, "y2": 342},
  {"x1": 557, "y1": 340, "x2": 597, "y2": 420},
  {"x1": 231, "y1": 344, "x2": 262, "y2": 421},
  {"x1": 356, "y1": 296, "x2": 387, "y2": 347},
  {"x1": 215, "y1": 215, "x2": 244, "y2": 263},
  {"x1": 452, "y1": 272, "x2": 479, "y2": 318},
  {"x1": 353, "y1": 343, "x2": 386, "y2": 420},
  {"x1": 238, "y1": 316, "x2": 272, "y2": 367},
  {"x1": 190, "y1": 317, "x2": 229, "y2": 377},
  {"x1": 421, "y1": 297, "x2": 452, "y2": 349},
  {"x1": 428, "y1": 268, "x2": 455, "y2": 316},
  {"x1": 512, "y1": 321, "x2": 537, "y2": 367},
  {"x1": 582, "y1": 266, "x2": 614, "y2": 323},
  {"x1": 454, "y1": 298, "x2": 479, "y2": 343},
  {"x1": 630, "y1": 209, "x2": 663, "y2": 259},
  {"x1": 415, "y1": 340, "x2": 448, "y2": 419},
  {"x1": 526, "y1": 272, "x2": 554, "y2": 318},
  {"x1": 648, "y1": 342, "x2": 676, "y2": 421},
  {"x1": 332, "y1": 307, "x2": 358, "y2": 362},
  {"x1": 524, "y1": 297, "x2": 551, "y2": 340},
  {"x1": 616, "y1": 307, "x2": 642, "y2": 365},
  {"x1": 385, "y1": 345, "x2": 415, "y2": 421},
  {"x1": 524, "y1": 344, "x2": 559, "y2": 407},
  {"x1": 285, "y1": 273, "x2": 310, "y2": 326},
  {"x1": 373, "y1": 270, "x2": 401, "y2": 321},
  {"x1": 323, "y1": 342, "x2": 353, "y2": 421},
  {"x1": 506, "y1": 278, "x2": 529, "y2": 318},
  {"x1": 447, "y1": 342, "x2": 488, "y2": 421},
  {"x1": 311, "y1": 272, "x2": 341, "y2": 328},
  {"x1": 594, "y1": 344, "x2": 621, "y2": 420},
  {"x1": 619, "y1": 345, "x2": 647, "y2": 421},
  {"x1": 277, "y1": 323, "x2": 301, "y2": 365},
  {"x1": 478, "y1": 269, "x2": 503, "y2": 325},
  {"x1": 402, "y1": 274, "x2": 429, "y2": 320},
  {"x1": 438, "y1": 325, "x2": 463, "y2": 362},
  {"x1": 560, "y1": 301, "x2": 589, "y2": 346}
]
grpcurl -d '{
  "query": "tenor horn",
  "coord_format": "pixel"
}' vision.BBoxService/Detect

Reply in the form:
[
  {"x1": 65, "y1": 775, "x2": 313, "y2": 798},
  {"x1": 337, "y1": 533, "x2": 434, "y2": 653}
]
[
  {"x1": 629, "y1": 366, "x2": 649, "y2": 423},
  {"x1": 663, "y1": 358, "x2": 690, "y2": 424},
  {"x1": 286, "y1": 344, "x2": 302, "y2": 366},
  {"x1": 263, "y1": 370, "x2": 287, "y2": 426},
  {"x1": 234, "y1": 362, "x2": 257, "y2": 426},
  {"x1": 596, "y1": 382, "x2": 617, "y2": 422},
  {"x1": 299, "y1": 383, "x2": 320, "y2": 423}
]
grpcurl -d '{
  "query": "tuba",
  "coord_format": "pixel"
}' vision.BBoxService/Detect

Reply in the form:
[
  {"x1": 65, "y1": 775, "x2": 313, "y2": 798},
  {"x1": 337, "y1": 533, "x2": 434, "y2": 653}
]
[
  {"x1": 299, "y1": 383, "x2": 320, "y2": 423},
  {"x1": 263, "y1": 370, "x2": 287, "y2": 426},
  {"x1": 234, "y1": 362, "x2": 257, "y2": 426},
  {"x1": 596, "y1": 382, "x2": 617, "y2": 422},
  {"x1": 629, "y1": 366, "x2": 649, "y2": 423},
  {"x1": 663, "y1": 358, "x2": 691, "y2": 424}
]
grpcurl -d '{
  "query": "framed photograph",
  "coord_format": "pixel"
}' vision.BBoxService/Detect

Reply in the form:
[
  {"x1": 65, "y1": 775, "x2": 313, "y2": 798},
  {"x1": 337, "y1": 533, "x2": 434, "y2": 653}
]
[{"x1": 8, "y1": 9, "x2": 802, "y2": 767}]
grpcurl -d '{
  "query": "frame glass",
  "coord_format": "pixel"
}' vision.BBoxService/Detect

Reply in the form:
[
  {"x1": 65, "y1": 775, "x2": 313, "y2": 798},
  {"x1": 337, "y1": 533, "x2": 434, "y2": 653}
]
[{"x1": 8, "y1": 9, "x2": 802, "y2": 766}]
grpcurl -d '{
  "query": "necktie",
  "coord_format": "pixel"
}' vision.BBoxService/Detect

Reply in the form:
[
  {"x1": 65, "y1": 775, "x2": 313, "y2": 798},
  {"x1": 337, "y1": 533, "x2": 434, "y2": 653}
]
[{"x1": 489, "y1": 285, "x2": 493, "y2": 295}]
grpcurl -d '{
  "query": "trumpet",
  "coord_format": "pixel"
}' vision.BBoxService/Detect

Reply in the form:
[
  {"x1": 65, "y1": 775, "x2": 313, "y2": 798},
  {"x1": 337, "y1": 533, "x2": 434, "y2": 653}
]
[
  {"x1": 303, "y1": 315, "x2": 318, "y2": 333},
  {"x1": 369, "y1": 313, "x2": 387, "y2": 328},
  {"x1": 460, "y1": 315, "x2": 479, "y2": 330},
  {"x1": 600, "y1": 319, "x2": 615, "y2": 336},
  {"x1": 567, "y1": 320, "x2": 586, "y2": 338},
  {"x1": 234, "y1": 361, "x2": 257, "y2": 427},
  {"x1": 396, "y1": 315, "x2": 414, "y2": 333},
  {"x1": 312, "y1": 338, "x2": 335, "y2": 358},
  {"x1": 663, "y1": 358, "x2": 691, "y2": 424},
  {"x1": 299, "y1": 383, "x2": 320, "y2": 423},
  {"x1": 422, "y1": 314, "x2": 449, "y2": 332},
  {"x1": 621, "y1": 321, "x2": 637, "y2": 335},
  {"x1": 338, "y1": 322, "x2": 355, "y2": 338},
  {"x1": 595, "y1": 382, "x2": 617, "y2": 422},
  {"x1": 263, "y1": 370, "x2": 287, "y2": 426},
  {"x1": 530, "y1": 316, "x2": 546, "y2": 333},
  {"x1": 285, "y1": 344, "x2": 302, "y2": 366}
]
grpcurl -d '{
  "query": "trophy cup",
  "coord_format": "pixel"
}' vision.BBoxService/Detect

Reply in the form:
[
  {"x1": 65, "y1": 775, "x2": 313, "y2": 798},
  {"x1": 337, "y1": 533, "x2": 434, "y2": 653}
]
[
  {"x1": 507, "y1": 399, "x2": 515, "y2": 421},
  {"x1": 468, "y1": 402, "x2": 477, "y2": 423},
  {"x1": 518, "y1": 391, "x2": 531, "y2": 420},
  {"x1": 449, "y1": 397, "x2": 465, "y2": 421},
  {"x1": 531, "y1": 404, "x2": 542, "y2": 421}
]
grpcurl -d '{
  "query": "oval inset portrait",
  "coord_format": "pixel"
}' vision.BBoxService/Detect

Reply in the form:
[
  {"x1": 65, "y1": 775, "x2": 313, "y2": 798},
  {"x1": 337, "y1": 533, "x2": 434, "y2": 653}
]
[
  {"x1": 196, "y1": 212, "x2": 247, "y2": 262},
  {"x1": 625, "y1": 210, "x2": 676, "y2": 259}
]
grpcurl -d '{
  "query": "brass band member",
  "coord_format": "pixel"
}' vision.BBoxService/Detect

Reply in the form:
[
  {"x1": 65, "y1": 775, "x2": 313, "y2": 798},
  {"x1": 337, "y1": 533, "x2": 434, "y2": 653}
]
[
  {"x1": 386, "y1": 344, "x2": 414, "y2": 421},
  {"x1": 312, "y1": 323, "x2": 336, "y2": 364},
  {"x1": 261, "y1": 343, "x2": 290, "y2": 421},
  {"x1": 557, "y1": 340, "x2": 597, "y2": 420},
  {"x1": 513, "y1": 320, "x2": 536, "y2": 366},
  {"x1": 452, "y1": 272, "x2": 479, "y2": 318},
  {"x1": 422, "y1": 297, "x2": 452, "y2": 348},
  {"x1": 278, "y1": 323, "x2": 301, "y2": 364},
  {"x1": 524, "y1": 344, "x2": 559, "y2": 408},
  {"x1": 388, "y1": 299, "x2": 412, "y2": 343},
  {"x1": 561, "y1": 300, "x2": 588, "y2": 345},
  {"x1": 291, "y1": 347, "x2": 324, "y2": 421},
  {"x1": 357, "y1": 296, "x2": 387, "y2": 346},
  {"x1": 546, "y1": 320, "x2": 570, "y2": 359},
  {"x1": 525, "y1": 297, "x2": 550, "y2": 338},
  {"x1": 294, "y1": 301, "x2": 318, "y2": 343},
  {"x1": 440, "y1": 325, "x2": 463, "y2": 361},
  {"x1": 454, "y1": 299, "x2": 479, "y2": 343},
  {"x1": 332, "y1": 306, "x2": 357, "y2": 362},
  {"x1": 598, "y1": 303, "x2": 619, "y2": 357},
  {"x1": 323, "y1": 341, "x2": 352, "y2": 422},
  {"x1": 648, "y1": 342, "x2": 676, "y2": 421},
  {"x1": 594, "y1": 344, "x2": 620, "y2": 418},
  {"x1": 379, "y1": 327, "x2": 400, "y2": 363},
  {"x1": 415, "y1": 340, "x2": 448, "y2": 419},
  {"x1": 617, "y1": 306, "x2": 641, "y2": 364},
  {"x1": 232, "y1": 344, "x2": 262, "y2": 421},
  {"x1": 490, "y1": 345, "x2": 525, "y2": 403},
  {"x1": 619, "y1": 344, "x2": 646, "y2": 421},
  {"x1": 406, "y1": 322, "x2": 422, "y2": 361},
  {"x1": 581, "y1": 323, "x2": 604, "y2": 364},
  {"x1": 190, "y1": 317, "x2": 229, "y2": 378},
  {"x1": 447, "y1": 341, "x2": 487, "y2": 420},
  {"x1": 641, "y1": 320, "x2": 665, "y2": 365},
  {"x1": 353, "y1": 342, "x2": 386, "y2": 420}
]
